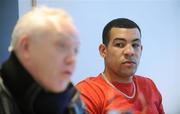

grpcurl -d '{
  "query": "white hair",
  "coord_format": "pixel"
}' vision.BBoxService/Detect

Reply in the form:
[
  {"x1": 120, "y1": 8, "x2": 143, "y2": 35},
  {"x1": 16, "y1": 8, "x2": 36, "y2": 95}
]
[{"x1": 9, "y1": 6, "x2": 76, "y2": 52}]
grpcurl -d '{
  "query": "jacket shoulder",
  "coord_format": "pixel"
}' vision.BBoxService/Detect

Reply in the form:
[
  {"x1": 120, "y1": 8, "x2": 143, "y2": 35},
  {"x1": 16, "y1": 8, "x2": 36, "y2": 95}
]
[{"x1": 0, "y1": 76, "x2": 20, "y2": 114}]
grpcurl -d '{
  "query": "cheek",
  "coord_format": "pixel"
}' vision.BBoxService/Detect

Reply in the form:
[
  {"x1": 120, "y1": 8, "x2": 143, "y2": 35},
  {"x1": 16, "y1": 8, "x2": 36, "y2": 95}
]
[
  {"x1": 136, "y1": 51, "x2": 142, "y2": 59},
  {"x1": 108, "y1": 50, "x2": 123, "y2": 60},
  {"x1": 106, "y1": 54, "x2": 118, "y2": 66},
  {"x1": 39, "y1": 54, "x2": 63, "y2": 71}
]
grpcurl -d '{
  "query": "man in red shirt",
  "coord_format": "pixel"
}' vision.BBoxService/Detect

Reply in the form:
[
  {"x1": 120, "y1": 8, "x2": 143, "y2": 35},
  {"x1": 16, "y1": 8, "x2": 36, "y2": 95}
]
[{"x1": 76, "y1": 18, "x2": 165, "y2": 114}]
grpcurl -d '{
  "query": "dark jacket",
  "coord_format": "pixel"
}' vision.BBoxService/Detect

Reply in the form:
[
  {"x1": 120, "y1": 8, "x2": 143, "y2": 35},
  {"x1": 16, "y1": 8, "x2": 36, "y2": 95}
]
[{"x1": 0, "y1": 52, "x2": 86, "y2": 114}]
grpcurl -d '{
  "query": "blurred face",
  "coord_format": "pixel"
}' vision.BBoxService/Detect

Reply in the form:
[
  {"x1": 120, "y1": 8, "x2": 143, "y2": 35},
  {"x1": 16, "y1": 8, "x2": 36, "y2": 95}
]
[
  {"x1": 100, "y1": 27, "x2": 142, "y2": 82},
  {"x1": 26, "y1": 24, "x2": 79, "y2": 93}
]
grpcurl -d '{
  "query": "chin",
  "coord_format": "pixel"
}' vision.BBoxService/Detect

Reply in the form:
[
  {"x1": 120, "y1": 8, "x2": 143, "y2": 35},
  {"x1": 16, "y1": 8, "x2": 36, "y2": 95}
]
[
  {"x1": 44, "y1": 80, "x2": 70, "y2": 93},
  {"x1": 126, "y1": 69, "x2": 136, "y2": 75},
  {"x1": 55, "y1": 82, "x2": 69, "y2": 93},
  {"x1": 48, "y1": 87, "x2": 66, "y2": 93}
]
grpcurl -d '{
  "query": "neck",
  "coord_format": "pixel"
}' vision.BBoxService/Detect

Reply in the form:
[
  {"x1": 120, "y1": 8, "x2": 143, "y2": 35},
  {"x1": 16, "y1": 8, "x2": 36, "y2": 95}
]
[
  {"x1": 103, "y1": 71, "x2": 133, "y2": 83},
  {"x1": 101, "y1": 72, "x2": 136, "y2": 99}
]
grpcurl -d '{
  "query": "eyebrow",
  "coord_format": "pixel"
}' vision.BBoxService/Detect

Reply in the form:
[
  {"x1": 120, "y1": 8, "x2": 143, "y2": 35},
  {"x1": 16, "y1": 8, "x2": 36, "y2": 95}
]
[
  {"x1": 113, "y1": 38, "x2": 126, "y2": 42},
  {"x1": 113, "y1": 37, "x2": 141, "y2": 43},
  {"x1": 132, "y1": 38, "x2": 141, "y2": 43}
]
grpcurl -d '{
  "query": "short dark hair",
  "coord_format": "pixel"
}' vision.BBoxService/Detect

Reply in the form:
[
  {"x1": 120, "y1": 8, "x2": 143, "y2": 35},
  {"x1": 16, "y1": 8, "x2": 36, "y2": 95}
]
[{"x1": 102, "y1": 18, "x2": 141, "y2": 46}]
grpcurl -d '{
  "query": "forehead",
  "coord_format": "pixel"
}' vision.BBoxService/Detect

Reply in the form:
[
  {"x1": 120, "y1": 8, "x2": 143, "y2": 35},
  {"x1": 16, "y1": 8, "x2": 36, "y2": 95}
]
[
  {"x1": 57, "y1": 33, "x2": 79, "y2": 44},
  {"x1": 44, "y1": 17, "x2": 79, "y2": 44},
  {"x1": 109, "y1": 27, "x2": 141, "y2": 42}
]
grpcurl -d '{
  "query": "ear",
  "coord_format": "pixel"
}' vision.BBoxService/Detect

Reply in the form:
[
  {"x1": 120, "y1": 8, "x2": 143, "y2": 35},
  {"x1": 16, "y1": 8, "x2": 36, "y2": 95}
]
[
  {"x1": 99, "y1": 44, "x2": 107, "y2": 58},
  {"x1": 140, "y1": 45, "x2": 143, "y2": 56},
  {"x1": 17, "y1": 35, "x2": 30, "y2": 58},
  {"x1": 141, "y1": 45, "x2": 143, "y2": 51}
]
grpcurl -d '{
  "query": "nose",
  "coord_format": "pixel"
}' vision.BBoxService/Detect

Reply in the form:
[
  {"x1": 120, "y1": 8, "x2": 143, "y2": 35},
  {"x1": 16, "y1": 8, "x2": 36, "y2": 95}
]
[
  {"x1": 124, "y1": 45, "x2": 135, "y2": 57},
  {"x1": 65, "y1": 49, "x2": 76, "y2": 65}
]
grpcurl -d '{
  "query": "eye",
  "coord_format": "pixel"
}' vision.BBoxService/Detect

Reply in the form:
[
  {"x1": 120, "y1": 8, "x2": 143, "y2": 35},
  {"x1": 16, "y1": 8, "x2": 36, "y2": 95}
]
[
  {"x1": 74, "y1": 47, "x2": 79, "y2": 55},
  {"x1": 58, "y1": 43, "x2": 66, "y2": 50},
  {"x1": 56, "y1": 42, "x2": 69, "y2": 52},
  {"x1": 114, "y1": 42, "x2": 125, "y2": 48},
  {"x1": 132, "y1": 43, "x2": 140, "y2": 48}
]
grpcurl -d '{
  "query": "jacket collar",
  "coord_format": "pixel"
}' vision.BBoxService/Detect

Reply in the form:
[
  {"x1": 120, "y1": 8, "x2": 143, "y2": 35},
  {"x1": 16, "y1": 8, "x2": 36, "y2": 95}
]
[{"x1": 0, "y1": 52, "x2": 34, "y2": 98}]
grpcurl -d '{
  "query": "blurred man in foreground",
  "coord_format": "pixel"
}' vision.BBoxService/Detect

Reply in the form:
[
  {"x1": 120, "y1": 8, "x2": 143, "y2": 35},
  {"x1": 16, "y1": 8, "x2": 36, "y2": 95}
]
[{"x1": 0, "y1": 6, "x2": 86, "y2": 114}]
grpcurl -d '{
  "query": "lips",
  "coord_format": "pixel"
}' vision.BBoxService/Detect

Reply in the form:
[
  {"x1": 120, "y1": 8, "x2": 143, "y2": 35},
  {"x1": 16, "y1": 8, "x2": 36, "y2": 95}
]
[
  {"x1": 64, "y1": 70, "x2": 72, "y2": 76},
  {"x1": 122, "y1": 60, "x2": 136, "y2": 65}
]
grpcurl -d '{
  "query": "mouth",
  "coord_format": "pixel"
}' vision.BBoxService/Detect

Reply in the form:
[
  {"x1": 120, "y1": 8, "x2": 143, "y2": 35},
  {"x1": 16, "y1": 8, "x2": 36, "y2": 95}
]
[
  {"x1": 64, "y1": 70, "x2": 72, "y2": 75},
  {"x1": 122, "y1": 61, "x2": 136, "y2": 66},
  {"x1": 62, "y1": 70, "x2": 73, "y2": 79}
]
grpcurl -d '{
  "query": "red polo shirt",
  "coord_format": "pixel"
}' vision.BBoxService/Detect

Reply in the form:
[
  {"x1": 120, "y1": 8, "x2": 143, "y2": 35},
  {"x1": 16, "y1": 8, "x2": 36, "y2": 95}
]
[{"x1": 76, "y1": 74, "x2": 165, "y2": 114}]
